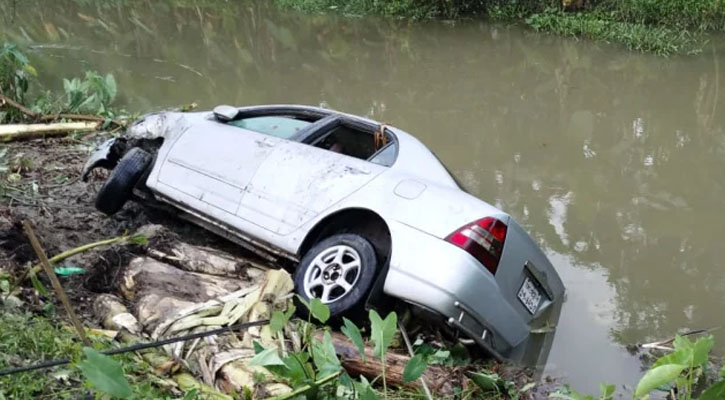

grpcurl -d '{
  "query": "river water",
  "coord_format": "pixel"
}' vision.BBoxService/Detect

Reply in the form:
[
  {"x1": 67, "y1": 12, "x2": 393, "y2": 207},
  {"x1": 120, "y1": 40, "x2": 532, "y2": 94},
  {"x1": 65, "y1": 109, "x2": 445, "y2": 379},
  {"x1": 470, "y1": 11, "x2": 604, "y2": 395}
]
[{"x1": 2, "y1": 0, "x2": 724, "y2": 394}]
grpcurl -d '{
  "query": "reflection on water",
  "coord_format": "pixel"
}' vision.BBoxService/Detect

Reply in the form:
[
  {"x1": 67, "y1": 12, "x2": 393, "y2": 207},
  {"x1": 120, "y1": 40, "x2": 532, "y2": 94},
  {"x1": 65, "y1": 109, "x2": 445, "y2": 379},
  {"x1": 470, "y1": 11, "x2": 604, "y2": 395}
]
[{"x1": 3, "y1": 0, "x2": 725, "y2": 393}]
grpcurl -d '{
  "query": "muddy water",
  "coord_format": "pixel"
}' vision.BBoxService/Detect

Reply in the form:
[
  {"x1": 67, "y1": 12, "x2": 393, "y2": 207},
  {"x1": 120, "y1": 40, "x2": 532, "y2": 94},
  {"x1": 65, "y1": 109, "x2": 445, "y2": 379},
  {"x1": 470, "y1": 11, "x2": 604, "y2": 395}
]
[{"x1": 3, "y1": 0, "x2": 725, "y2": 393}]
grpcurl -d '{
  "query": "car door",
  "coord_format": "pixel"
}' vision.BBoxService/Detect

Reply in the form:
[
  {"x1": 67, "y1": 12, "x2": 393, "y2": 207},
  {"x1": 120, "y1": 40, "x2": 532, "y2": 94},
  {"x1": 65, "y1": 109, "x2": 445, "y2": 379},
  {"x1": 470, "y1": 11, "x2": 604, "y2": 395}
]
[
  {"x1": 237, "y1": 122, "x2": 389, "y2": 235},
  {"x1": 156, "y1": 119, "x2": 279, "y2": 217}
]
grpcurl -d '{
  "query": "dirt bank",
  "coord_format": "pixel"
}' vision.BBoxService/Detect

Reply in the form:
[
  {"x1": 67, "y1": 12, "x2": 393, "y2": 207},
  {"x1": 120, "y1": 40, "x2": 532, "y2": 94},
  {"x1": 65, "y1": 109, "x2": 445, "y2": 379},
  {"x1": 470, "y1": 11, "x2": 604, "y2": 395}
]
[
  {"x1": 0, "y1": 134, "x2": 558, "y2": 398},
  {"x1": 0, "y1": 135, "x2": 269, "y2": 311}
]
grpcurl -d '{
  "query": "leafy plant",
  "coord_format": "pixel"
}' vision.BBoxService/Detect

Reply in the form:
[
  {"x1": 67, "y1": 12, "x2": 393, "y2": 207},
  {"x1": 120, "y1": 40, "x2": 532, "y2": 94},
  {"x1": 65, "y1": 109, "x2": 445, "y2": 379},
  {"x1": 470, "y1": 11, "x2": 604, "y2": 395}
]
[
  {"x1": 0, "y1": 43, "x2": 36, "y2": 105},
  {"x1": 369, "y1": 310, "x2": 397, "y2": 396},
  {"x1": 63, "y1": 71, "x2": 117, "y2": 116},
  {"x1": 77, "y1": 347, "x2": 132, "y2": 399},
  {"x1": 341, "y1": 317, "x2": 366, "y2": 362},
  {"x1": 634, "y1": 334, "x2": 714, "y2": 399},
  {"x1": 549, "y1": 383, "x2": 615, "y2": 400},
  {"x1": 550, "y1": 334, "x2": 723, "y2": 400}
]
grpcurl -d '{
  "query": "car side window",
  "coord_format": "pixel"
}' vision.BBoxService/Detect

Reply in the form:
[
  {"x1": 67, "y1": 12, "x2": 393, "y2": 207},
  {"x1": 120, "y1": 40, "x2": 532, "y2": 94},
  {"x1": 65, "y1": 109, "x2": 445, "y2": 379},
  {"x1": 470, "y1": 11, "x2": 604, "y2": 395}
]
[
  {"x1": 227, "y1": 116, "x2": 311, "y2": 140},
  {"x1": 311, "y1": 124, "x2": 397, "y2": 166},
  {"x1": 369, "y1": 143, "x2": 397, "y2": 167}
]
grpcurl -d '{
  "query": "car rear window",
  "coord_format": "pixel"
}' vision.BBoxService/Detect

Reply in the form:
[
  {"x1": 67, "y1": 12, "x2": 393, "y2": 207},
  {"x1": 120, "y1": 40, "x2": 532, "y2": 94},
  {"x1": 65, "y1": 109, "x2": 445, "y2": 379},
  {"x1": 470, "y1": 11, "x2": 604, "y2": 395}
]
[{"x1": 228, "y1": 116, "x2": 310, "y2": 139}]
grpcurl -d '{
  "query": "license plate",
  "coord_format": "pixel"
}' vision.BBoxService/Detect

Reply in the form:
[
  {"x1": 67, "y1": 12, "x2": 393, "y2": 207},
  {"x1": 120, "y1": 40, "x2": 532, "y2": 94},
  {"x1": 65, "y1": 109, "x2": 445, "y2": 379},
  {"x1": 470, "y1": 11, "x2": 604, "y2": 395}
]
[{"x1": 517, "y1": 277, "x2": 542, "y2": 314}]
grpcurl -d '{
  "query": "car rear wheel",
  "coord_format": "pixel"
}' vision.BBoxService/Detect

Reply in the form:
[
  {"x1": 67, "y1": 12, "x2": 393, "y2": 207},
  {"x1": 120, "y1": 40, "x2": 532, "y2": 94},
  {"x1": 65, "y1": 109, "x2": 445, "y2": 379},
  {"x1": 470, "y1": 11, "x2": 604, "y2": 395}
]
[
  {"x1": 294, "y1": 233, "x2": 378, "y2": 319},
  {"x1": 94, "y1": 147, "x2": 152, "y2": 215}
]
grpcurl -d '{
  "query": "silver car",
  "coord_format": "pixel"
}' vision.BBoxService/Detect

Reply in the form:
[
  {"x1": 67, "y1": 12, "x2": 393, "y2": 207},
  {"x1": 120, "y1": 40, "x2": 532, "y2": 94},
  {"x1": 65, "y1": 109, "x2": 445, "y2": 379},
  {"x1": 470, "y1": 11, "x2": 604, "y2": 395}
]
[{"x1": 83, "y1": 105, "x2": 565, "y2": 361}]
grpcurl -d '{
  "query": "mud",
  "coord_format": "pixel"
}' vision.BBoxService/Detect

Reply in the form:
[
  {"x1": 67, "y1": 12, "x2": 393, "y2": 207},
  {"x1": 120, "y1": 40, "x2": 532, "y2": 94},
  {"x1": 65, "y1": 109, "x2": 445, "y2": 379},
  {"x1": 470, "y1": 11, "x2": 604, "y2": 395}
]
[{"x1": 0, "y1": 135, "x2": 265, "y2": 311}]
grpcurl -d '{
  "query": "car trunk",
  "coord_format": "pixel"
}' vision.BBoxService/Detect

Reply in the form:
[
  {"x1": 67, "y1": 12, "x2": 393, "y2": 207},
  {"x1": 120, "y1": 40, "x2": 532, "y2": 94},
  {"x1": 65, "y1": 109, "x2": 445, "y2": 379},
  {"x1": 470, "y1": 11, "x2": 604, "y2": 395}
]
[{"x1": 495, "y1": 219, "x2": 565, "y2": 324}]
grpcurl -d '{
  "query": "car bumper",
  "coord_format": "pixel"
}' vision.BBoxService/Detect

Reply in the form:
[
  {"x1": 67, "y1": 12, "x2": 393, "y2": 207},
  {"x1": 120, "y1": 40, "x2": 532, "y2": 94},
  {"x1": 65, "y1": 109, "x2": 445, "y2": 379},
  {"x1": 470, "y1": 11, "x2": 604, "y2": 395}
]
[
  {"x1": 383, "y1": 221, "x2": 530, "y2": 355},
  {"x1": 81, "y1": 138, "x2": 125, "y2": 181}
]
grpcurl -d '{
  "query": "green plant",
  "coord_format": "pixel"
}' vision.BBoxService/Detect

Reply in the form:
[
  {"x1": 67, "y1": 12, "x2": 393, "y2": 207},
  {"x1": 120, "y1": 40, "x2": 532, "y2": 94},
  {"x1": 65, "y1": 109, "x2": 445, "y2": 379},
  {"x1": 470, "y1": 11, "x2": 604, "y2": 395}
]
[
  {"x1": 369, "y1": 309, "x2": 397, "y2": 396},
  {"x1": 253, "y1": 299, "x2": 434, "y2": 400},
  {"x1": 63, "y1": 71, "x2": 118, "y2": 117},
  {"x1": 549, "y1": 334, "x2": 724, "y2": 400},
  {"x1": 550, "y1": 383, "x2": 615, "y2": 400},
  {"x1": 0, "y1": 43, "x2": 36, "y2": 105},
  {"x1": 634, "y1": 334, "x2": 715, "y2": 399},
  {"x1": 76, "y1": 347, "x2": 133, "y2": 399}
]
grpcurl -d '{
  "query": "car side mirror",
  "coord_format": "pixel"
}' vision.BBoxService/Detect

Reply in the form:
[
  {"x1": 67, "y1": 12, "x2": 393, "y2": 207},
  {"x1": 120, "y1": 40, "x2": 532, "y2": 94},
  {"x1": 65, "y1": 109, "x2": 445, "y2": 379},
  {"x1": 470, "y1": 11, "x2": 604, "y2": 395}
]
[{"x1": 213, "y1": 105, "x2": 239, "y2": 122}]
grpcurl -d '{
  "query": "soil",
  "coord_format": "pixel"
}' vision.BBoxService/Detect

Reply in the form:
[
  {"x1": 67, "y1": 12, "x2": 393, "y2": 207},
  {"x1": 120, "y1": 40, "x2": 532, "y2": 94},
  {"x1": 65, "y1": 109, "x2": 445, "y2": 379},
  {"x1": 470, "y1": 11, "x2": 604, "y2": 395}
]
[{"x1": 0, "y1": 135, "x2": 263, "y2": 315}]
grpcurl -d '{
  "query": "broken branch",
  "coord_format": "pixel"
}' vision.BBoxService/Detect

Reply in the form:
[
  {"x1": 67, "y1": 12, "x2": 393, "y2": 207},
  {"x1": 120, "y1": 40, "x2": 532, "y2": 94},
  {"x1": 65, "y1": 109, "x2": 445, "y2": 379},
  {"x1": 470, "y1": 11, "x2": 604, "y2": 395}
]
[
  {"x1": 0, "y1": 121, "x2": 99, "y2": 142},
  {"x1": 320, "y1": 331, "x2": 459, "y2": 395},
  {"x1": 23, "y1": 220, "x2": 91, "y2": 346},
  {"x1": 0, "y1": 94, "x2": 38, "y2": 119},
  {"x1": 39, "y1": 113, "x2": 124, "y2": 127}
]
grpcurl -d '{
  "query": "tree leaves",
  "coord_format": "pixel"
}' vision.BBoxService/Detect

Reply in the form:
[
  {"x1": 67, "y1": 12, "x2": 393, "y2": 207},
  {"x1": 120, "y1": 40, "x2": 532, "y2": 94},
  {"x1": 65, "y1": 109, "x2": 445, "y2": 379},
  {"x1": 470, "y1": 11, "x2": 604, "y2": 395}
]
[
  {"x1": 76, "y1": 347, "x2": 132, "y2": 399},
  {"x1": 634, "y1": 364, "x2": 687, "y2": 398},
  {"x1": 402, "y1": 354, "x2": 427, "y2": 383},
  {"x1": 341, "y1": 317, "x2": 365, "y2": 362},
  {"x1": 369, "y1": 310, "x2": 397, "y2": 359}
]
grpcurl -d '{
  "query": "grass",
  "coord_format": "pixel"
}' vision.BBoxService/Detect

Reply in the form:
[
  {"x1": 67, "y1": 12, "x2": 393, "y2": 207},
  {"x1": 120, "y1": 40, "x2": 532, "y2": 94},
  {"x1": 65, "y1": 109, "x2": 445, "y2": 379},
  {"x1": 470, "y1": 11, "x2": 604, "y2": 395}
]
[
  {"x1": 273, "y1": 0, "x2": 725, "y2": 55},
  {"x1": 523, "y1": 8, "x2": 702, "y2": 55},
  {"x1": 273, "y1": 0, "x2": 479, "y2": 19},
  {"x1": 0, "y1": 309, "x2": 178, "y2": 399}
]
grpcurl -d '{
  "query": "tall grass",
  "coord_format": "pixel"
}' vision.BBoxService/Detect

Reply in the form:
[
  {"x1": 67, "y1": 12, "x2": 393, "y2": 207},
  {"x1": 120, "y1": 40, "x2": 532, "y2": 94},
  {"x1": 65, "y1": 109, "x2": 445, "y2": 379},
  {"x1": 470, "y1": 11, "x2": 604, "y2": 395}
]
[{"x1": 274, "y1": 0, "x2": 725, "y2": 55}]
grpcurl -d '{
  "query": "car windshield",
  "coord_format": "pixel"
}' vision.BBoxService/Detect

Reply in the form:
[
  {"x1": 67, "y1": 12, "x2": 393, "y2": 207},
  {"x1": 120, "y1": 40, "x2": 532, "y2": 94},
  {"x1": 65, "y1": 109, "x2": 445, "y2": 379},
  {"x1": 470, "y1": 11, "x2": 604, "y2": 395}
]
[{"x1": 228, "y1": 116, "x2": 311, "y2": 140}]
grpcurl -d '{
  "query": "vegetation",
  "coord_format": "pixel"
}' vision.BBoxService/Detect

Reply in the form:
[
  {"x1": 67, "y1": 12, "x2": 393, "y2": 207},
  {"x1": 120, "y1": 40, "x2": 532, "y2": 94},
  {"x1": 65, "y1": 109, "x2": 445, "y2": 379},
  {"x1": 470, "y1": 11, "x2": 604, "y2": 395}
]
[
  {"x1": 274, "y1": 0, "x2": 725, "y2": 55},
  {"x1": 0, "y1": 310, "x2": 177, "y2": 399},
  {"x1": 0, "y1": 42, "x2": 122, "y2": 124}
]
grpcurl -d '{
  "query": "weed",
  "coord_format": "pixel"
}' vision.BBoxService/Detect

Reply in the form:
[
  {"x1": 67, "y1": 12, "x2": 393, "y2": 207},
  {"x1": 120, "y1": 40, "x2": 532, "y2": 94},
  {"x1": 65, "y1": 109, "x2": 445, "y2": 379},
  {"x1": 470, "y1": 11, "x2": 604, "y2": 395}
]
[
  {"x1": 525, "y1": 8, "x2": 702, "y2": 55},
  {"x1": 0, "y1": 310, "x2": 179, "y2": 399},
  {"x1": 273, "y1": 0, "x2": 725, "y2": 55},
  {"x1": 63, "y1": 71, "x2": 118, "y2": 117},
  {"x1": 550, "y1": 334, "x2": 725, "y2": 400},
  {"x1": 274, "y1": 0, "x2": 484, "y2": 19},
  {"x1": 0, "y1": 43, "x2": 38, "y2": 122},
  {"x1": 1, "y1": 42, "x2": 124, "y2": 122}
]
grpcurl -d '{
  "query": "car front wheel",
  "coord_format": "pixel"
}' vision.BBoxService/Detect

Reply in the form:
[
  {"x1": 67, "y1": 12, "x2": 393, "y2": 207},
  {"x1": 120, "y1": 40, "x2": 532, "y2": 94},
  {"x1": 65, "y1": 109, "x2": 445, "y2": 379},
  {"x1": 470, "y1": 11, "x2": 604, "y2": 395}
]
[
  {"x1": 294, "y1": 233, "x2": 378, "y2": 318},
  {"x1": 94, "y1": 147, "x2": 152, "y2": 215}
]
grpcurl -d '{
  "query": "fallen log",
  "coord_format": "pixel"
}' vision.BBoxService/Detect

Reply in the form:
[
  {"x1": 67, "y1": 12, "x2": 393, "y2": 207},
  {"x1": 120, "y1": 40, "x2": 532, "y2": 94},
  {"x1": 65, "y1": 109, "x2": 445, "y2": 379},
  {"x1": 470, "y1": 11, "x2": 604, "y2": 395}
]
[
  {"x1": 321, "y1": 331, "x2": 461, "y2": 396},
  {"x1": 147, "y1": 241, "x2": 269, "y2": 279},
  {"x1": 39, "y1": 113, "x2": 123, "y2": 127},
  {"x1": 0, "y1": 121, "x2": 99, "y2": 142},
  {"x1": 120, "y1": 256, "x2": 249, "y2": 305}
]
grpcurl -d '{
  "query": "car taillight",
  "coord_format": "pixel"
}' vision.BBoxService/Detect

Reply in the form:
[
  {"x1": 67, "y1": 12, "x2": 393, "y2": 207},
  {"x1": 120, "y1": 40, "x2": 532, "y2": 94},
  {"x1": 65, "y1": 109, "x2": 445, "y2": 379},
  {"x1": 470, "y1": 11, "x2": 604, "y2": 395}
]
[{"x1": 445, "y1": 217, "x2": 507, "y2": 275}]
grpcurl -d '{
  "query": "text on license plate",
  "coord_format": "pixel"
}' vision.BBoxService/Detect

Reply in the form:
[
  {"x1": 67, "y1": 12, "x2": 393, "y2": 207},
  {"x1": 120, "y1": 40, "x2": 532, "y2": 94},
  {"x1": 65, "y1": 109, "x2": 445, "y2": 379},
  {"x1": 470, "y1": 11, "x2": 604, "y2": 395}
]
[{"x1": 517, "y1": 277, "x2": 541, "y2": 314}]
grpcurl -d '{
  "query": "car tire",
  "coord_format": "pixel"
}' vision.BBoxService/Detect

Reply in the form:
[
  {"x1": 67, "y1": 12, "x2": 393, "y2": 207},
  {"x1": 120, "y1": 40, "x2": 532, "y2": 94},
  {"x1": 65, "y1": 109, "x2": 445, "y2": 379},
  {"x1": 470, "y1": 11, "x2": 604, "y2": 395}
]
[
  {"x1": 94, "y1": 147, "x2": 152, "y2": 215},
  {"x1": 294, "y1": 233, "x2": 378, "y2": 319}
]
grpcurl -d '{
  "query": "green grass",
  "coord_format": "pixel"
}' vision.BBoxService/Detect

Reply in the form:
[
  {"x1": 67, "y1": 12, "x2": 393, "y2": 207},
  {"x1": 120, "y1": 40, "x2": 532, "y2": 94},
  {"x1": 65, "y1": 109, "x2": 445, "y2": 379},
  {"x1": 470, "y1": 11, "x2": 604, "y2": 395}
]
[
  {"x1": 274, "y1": 0, "x2": 725, "y2": 55},
  {"x1": 524, "y1": 8, "x2": 702, "y2": 55},
  {"x1": 273, "y1": 0, "x2": 479, "y2": 19},
  {"x1": 0, "y1": 310, "x2": 176, "y2": 399}
]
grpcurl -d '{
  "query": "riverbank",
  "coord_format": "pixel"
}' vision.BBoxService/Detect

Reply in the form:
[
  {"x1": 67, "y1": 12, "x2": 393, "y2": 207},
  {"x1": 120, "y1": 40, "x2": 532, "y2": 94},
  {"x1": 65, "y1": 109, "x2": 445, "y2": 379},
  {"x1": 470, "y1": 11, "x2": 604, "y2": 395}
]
[{"x1": 274, "y1": 0, "x2": 725, "y2": 55}]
